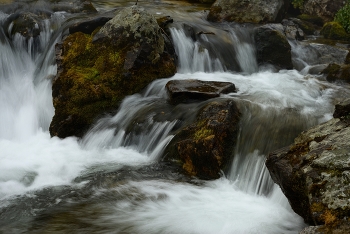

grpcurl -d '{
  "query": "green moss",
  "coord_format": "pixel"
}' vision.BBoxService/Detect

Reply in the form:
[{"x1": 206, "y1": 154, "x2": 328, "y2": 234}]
[
  {"x1": 320, "y1": 22, "x2": 350, "y2": 41},
  {"x1": 297, "y1": 14, "x2": 324, "y2": 26},
  {"x1": 193, "y1": 120, "x2": 214, "y2": 140},
  {"x1": 335, "y1": 1, "x2": 350, "y2": 33},
  {"x1": 51, "y1": 28, "x2": 176, "y2": 138}
]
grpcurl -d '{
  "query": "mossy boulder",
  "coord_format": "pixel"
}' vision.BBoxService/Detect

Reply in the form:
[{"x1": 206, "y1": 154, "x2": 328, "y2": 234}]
[
  {"x1": 254, "y1": 25, "x2": 293, "y2": 70},
  {"x1": 50, "y1": 6, "x2": 177, "y2": 138},
  {"x1": 322, "y1": 63, "x2": 350, "y2": 83},
  {"x1": 266, "y1": 115, "x2": 350, "y2": 226},
  {"x1": 321, "y1": 22, "x2": 350, "y2": 41},
  {"x1": 163, "y1": 99, "x2": 241, "y2": 180},
  {"x1": 207, "y1": 0, "x2": 289, "y2": 23}
]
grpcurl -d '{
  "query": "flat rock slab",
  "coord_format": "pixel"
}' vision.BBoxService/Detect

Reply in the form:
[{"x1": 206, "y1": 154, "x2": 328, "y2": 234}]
[{"x1": 166, "y1": 79, "x2": 236, "y2": 105}]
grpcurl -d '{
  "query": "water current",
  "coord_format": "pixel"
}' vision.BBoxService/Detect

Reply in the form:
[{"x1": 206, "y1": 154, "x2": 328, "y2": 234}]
[{"x1": 1, "y1": 1, "x2": 350, "y2": 233}]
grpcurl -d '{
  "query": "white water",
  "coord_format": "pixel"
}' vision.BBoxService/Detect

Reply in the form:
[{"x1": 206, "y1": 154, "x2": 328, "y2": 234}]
[{"x1": 0, "y1": 8, "x2": 349, "y2": 233}]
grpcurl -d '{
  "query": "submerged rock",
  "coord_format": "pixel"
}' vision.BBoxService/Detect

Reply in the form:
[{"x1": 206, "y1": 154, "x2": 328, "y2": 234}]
[
  {"x1": 8, "y1": 12, "x2": 43, "y2": 38},
  {"x1": 254, "y1": 25, "x2": 293, "y2": 70},
  {"x1": 266, "y1": 107, "x2": 350, "y2": 226},
  {"x1": 166, "y1": 79, "x2": 236, "y2": 105},
  {"x1": 164, "y1": 99, "x2": 241, "y2": 180},
  {"x1": 50, "y1": 6, "x2": 177, "y2": 138},
  {"x1": 207, "y1": 0, "x2": 289, "y2": 23}
]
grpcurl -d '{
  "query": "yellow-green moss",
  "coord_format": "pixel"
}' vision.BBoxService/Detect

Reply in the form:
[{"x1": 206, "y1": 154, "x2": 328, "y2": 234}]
[{"x1": 321, "y1": 22, "x2": 350, "y2": 41}]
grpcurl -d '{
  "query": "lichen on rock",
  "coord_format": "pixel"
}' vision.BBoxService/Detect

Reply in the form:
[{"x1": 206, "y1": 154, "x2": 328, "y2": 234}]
[
  {"x1": 50, "y1": 6, "x2": 176, "y2": 138},
  {"x1": 266, "y1": 115, "x2": 350, "y2": 226},
  {"x1": 163, "y1": 99, "x2": 241, "y2": 180}
]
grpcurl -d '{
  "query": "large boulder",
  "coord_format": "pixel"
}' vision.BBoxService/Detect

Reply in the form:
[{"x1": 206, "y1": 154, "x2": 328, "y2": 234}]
[
  {"x1": 302, "y1": 0, "x2": 345, "y2": 22},
  {"x1": 266, "y1": 105, "x2": 350, "y2": 226},
  {"x1": 166, "y1": 79, "x2": 236, "y2": 105},
  {"x1": 207, "y1": 0, "x2": 289, "y2": 23},
  {"x1": 254, "y1": 25, "x2": 293, "y2": 70},
  {"x1": 163, "y1": 99, "x2": 241, "y2": 180},
  {"x1": 50, "y1": 6, "x2": 177, "y2": 138}
]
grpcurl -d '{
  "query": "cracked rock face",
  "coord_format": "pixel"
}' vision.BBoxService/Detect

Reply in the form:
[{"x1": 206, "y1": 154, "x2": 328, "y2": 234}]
[{"x1": 266, "y1": 117, "x2": 350, "y2": 226}]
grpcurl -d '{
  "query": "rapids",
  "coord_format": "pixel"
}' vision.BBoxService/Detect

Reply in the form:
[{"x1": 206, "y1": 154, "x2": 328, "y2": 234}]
[{"x1": 1, "y1": 1, "x2": 350, "y2": 233}]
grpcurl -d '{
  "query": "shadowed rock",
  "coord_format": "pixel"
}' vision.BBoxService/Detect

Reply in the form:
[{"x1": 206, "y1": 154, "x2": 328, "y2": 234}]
[{"x1": 164, "y1": 99, "x2": 241, "y2": 180}]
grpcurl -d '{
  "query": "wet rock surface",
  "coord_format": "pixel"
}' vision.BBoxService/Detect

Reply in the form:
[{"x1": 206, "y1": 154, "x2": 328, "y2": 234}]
[
  {"x1": 266, "y1": 107, "x2": 350, "y2": 226},
  {"x1": 166, "y1": 79, "x2": 236, "y2": 105},
  {"x1": 164, "y1": 99, "x2": 241, "y2": 180},
  {"x1": 254, "y1": 24, "x2": 293, "y2": 70},
  {"x1": 50, "y1": 6, "x2": 177, "y2": 138}
]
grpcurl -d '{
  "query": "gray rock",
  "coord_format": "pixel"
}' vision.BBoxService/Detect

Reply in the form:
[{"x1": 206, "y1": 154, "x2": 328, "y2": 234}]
[
  {"x1": 207, "y1": 0, "x2": 289, "y2": 23},
  {"x1": 302, "y1": 0, "x2": 345, "y2": 22},
  {"x1": 266, "y1": 117, "x2": 350, "y2": 225},
  {"x1": 93, "y1": 6, "x2": 164, "y2": 70}
]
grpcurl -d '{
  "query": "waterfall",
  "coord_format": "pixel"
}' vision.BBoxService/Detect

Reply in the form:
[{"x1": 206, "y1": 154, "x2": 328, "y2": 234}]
[{"x1": 1, "y1": 3, "x2": 349, "y2": 233}]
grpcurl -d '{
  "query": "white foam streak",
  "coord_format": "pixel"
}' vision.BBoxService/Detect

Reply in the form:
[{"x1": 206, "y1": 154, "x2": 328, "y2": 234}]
[
  {"x1": 0, "y1": 131, "x2": 150, "y2": 198},
  {"x1": 97, "y1": 179, "x2": 305, "y2": 234}
]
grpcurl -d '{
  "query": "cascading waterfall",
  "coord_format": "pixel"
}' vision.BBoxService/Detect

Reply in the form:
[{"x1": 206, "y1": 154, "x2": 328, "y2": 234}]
[{"x1": 1, "y1": 4, "x2": 350, "y2": 233}]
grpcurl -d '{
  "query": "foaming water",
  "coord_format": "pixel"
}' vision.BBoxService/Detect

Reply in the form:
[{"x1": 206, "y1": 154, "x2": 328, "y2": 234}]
[{"x1": 81, "y1": 179, "x2": 305, "y2": 234}]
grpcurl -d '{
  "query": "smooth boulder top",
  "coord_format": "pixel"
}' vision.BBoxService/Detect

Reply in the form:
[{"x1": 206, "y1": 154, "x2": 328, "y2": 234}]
[{"x1": 166, "y1": 79, "x2": 236, "y2": 105}]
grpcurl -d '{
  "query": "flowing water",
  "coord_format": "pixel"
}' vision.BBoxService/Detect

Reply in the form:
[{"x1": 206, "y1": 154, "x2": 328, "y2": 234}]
[{"x1": 1, "y1": 1, "x2": 350, "y2": 233}]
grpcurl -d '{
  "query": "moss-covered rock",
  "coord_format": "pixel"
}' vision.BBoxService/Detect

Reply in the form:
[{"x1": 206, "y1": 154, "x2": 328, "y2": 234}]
[
  {"x1": 266, "y1": 116, "x2": 350, "y2": 226},
  {"x1": 322, "y1": 63, "x2": 350, "y2": 83},
  {"x1": 50, "y1": 6, "x2": 177, "y2": 138},
  {"x1": 321, "y1": 22, "x2": 350, "y2": 41},
  {"x1": 254, "y1": 25, "x2": 293, "y2": 70},
  {"x1": 163, "y1": 99, "x2": 241, "y2": 180}
]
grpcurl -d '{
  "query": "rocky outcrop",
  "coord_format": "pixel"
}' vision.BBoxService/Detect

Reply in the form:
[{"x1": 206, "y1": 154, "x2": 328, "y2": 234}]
[
  {"x1": 302, "y1": 0, "x2": 345, "y2": 22},
  {"x1": 322, "y1": 63, "x2": 350, "y2": 83},
  {"x1": 254, "y1": 25, "x2": 293, "y2": 70},
  {"x1": 207, "y1": 0, "x2": 289, "y2": 23},
  {"x1": 50, "y1": 6, "x2": 177, "y2": 138},
  {"x1": 266, "y1": 101, "x2": 350, "y2": 226},
  {"x1": 163, "y1": 99, "x2": 241, "y2": 180},
  {"x1": 166, "y1": 79, "x2": 236, "y2": 105}
]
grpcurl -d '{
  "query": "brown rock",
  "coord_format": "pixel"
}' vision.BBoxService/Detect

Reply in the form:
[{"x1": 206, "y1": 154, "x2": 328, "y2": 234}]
[
  {"x1": 166, "y1": 79, "x2": 236, "y2": 105},
  {"x1": 164, "y1": 99, "x2": 241, "y2": 179}
]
